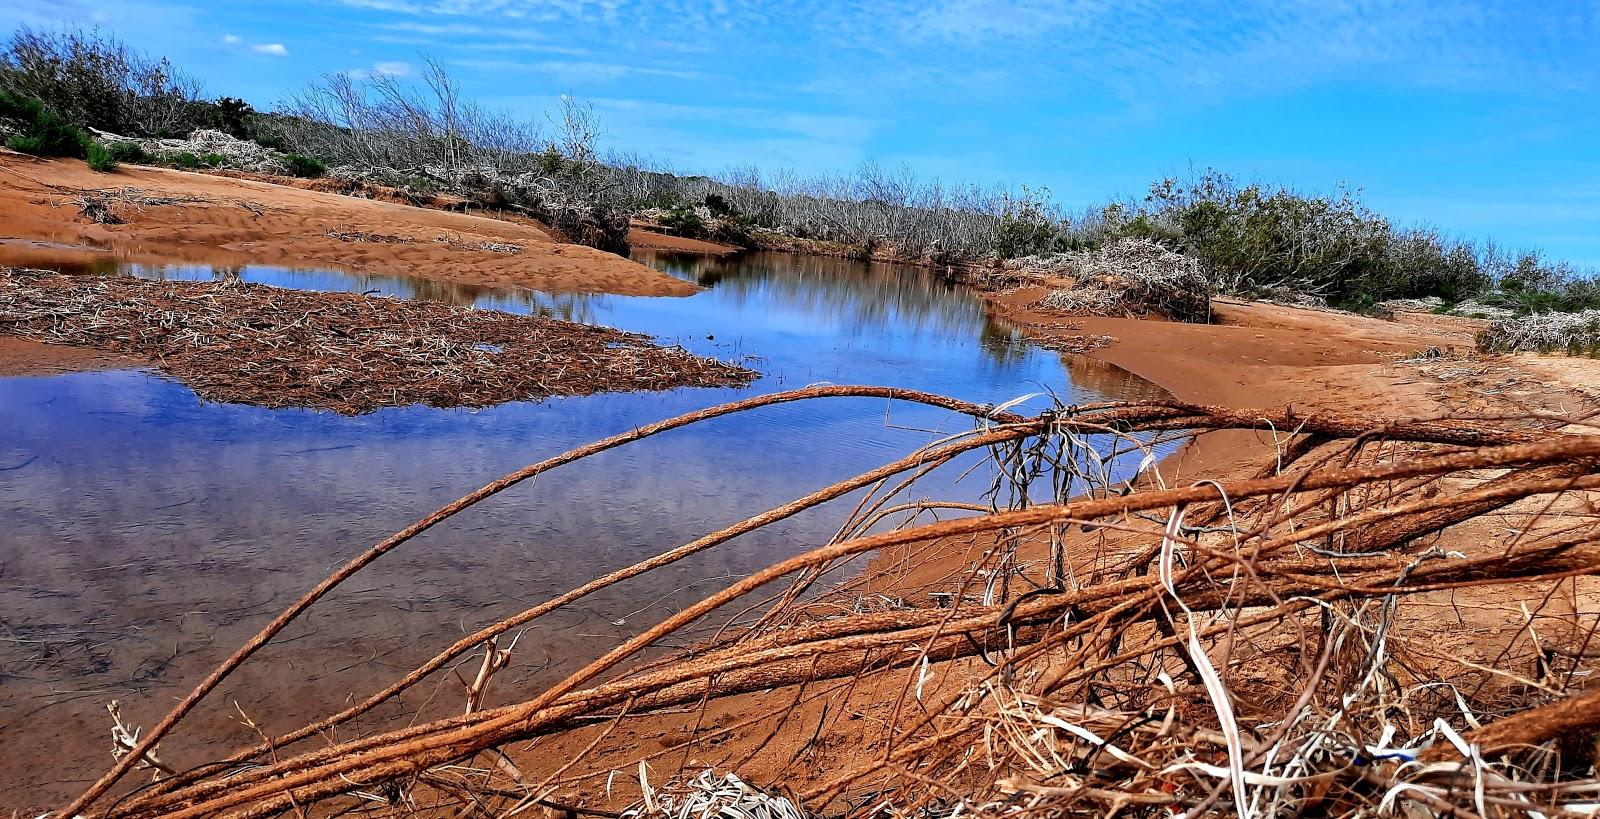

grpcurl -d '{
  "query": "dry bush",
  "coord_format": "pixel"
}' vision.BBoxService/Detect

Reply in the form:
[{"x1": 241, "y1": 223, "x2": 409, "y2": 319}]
[
  {"x1": 131, "y1": 128, "x2": 291, "y2": 174},
  {"x1": 1479, "y1": 309, "x2": 1600, "y2": 356},
  {"x1": 275, "y1": 65, "x2": 631, "y2": 251},
  {"x1": 1029, "y1": 239, "x2": 1213, "y2": 323},
  {"x1": 46, "y1": 387, "x2": 1600, "y2": 819},
  {"x1": 606, "y1": 159, "x2": 1031, "y2": 263},
  {"x1": 1374, "y1": 296, "x2": 1446, "y2": 318},
  {"x1": 0, "y1": 26, "x2": 203, "y2": 137}
]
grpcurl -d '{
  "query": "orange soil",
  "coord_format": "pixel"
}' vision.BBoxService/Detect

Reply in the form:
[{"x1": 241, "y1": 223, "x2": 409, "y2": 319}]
[
  {"x1": 0, "y1": 152, "x2": 695, "y2": 296},
  {"x1": 993, "y1": 290, "x2": 1485, "y2": 479}
]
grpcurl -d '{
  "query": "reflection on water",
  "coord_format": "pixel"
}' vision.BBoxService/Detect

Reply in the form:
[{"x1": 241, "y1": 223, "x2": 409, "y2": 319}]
[{"x1": 0, "y1": 244, "x2": 1170, "y2": 802}]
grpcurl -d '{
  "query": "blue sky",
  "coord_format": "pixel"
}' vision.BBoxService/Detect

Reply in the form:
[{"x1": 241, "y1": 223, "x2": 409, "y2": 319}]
[{"x1": 5, "y1": 0, "x2": 1598, "y2": 266}]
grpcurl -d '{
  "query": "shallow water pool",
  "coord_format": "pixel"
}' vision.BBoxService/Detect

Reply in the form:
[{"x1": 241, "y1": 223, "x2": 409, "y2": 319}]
[{"x1": 0, "y1": 245, "x2": 1171, "y2": 802}]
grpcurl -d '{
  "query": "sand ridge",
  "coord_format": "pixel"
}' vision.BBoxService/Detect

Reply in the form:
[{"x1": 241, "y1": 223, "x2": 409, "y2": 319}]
[{"x1": 0, "y1": 152, "x2": 697, "y2": 297}]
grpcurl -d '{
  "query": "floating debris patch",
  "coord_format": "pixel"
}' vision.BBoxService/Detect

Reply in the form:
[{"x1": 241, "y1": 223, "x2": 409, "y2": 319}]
[{"x1": 0, "y1": 266, "x2": 756, "y2": 414}]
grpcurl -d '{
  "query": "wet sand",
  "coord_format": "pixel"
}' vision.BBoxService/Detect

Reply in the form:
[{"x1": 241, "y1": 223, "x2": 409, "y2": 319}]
[{"x1": 0, "y1": 152, "x2": 696, "y2": 297}]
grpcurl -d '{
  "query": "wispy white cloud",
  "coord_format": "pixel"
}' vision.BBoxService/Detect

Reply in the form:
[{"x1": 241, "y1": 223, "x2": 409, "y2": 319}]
[
  {"x1": 337, "y1": 0, "x2": 424, "y2": 12},
  {"x1": 346, "y1": 60, "x2": 413, "y2": 79},
  {"x1": 586, "y1": 96, "x2": 877, "y2": 166},
  {"x1": 538, "y1": 60, "x2": 702, "y2": 83},
  {"x1": 329, "y1": 0, "x2": 1599, "y2": 102},
  {"x1": 464, "y1": 41, "x2": 591, "y2": 56},
  {"x1": 216, "y1": 30, "x2": 289, "y2": 59},
  {"x1": 450, "y1": 58, "x2": 702, "y2": 84},
  {"x1": 373, "y1": 20, "x2": 549, "y2": 38}
]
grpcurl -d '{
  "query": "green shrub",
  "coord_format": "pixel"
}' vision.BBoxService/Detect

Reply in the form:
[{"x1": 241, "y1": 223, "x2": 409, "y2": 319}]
[
  {"x1": 659, "y1": 204, "x2": 704, "y2": 237},
  {"x1": 534, "y1": 144, "x2": 566, "y2": 176},
  {"x1": 169, "y1": 151, "x2": 200, "y2": 168},
  {"x1": 248, "y1": 129, "x2": 287, "y2": 152},
  {"x1": 702, "y1": 192, "x2": 735, "y2": 218},
  {"x1": 201, "y1": 152, "x2": 224, "y2": 167},
  {"x1": 994, "y1": 188, "x2": 1070, "y2": 258},
  {"x1": 84, "y1": 141, "x2": 117, "y2": 171},
  {"x1": 282, "y1": 153, "x2": 325, "y2": 178},
  {"x1": 0, "y1": 88, "x2": 35, "y2": 120},
  {"x1": 0, "y1": 93, "x2": 89, "y2": 158},
  {"x1": 707, "y1": 215, "x2": 755, "y2": 247},
  {"x1": 212, "y1": 96, "x2": 253, "y2": 139},
  {"x1": 106, "y1": 140, "x2": 148, "y2": 163}
]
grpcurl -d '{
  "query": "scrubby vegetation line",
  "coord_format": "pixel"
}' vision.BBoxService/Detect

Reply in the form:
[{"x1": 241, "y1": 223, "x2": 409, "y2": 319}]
[{"x1": 1, "y1": 25, "x2": 1594, "y2": 322}]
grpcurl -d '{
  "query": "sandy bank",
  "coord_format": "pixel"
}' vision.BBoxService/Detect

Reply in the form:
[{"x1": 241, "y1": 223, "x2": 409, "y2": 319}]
[
  {"x1": 0, "y1": 153, "x2": 695, "y2": 297},
  {"x1": 987, "y1": 287, "x2": 1520, "y2": 479},
  {"x1": 626, "y1": 226, "x2": 741, "y2": 256},
  {"x1": 0, "y1": 336, "x2": 136, "y2": 377}
]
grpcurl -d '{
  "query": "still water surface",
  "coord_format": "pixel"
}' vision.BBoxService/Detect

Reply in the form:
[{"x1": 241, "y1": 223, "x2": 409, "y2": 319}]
[{"x1": 0, "y1": 247, "x2": 1169, "y2": 801}]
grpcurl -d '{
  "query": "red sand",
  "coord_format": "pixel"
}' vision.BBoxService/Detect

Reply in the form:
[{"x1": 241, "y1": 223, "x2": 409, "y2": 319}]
[{"x1": 0, "y1": 152, "x2": 696, "y2": 297}]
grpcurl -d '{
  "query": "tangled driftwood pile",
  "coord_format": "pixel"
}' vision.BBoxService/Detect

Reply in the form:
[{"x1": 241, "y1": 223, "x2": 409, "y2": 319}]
[
  {"x1": 1374, "y1": 296, "x2": 1446, "y2": 317},
  {"x1": 623, "y1": 771, "x2": 809, "y2": 819},
  {"x1": 65, "y1": 186, "x2": 210, "y2": 225},
  {"x1": 330, "y1": 163, "x2": 634, "y2": 253},
  {"x1": 1378, "y1": 297, "x2": 1516, "y2": 322},
  {"x1": 93, "y1": 128, "x2": 295, "y2": 175},
  {"x1": 47, "y1": 385, "x2": 1600, "y2": 818},
  {"x1": 1479, "y1": 309, "x2": 1600, "y2": 356},
  {"x1": 0, "y1": 267, "x2": 755, "y2": 413},
  {"x1": 1020, "y1": 239, "x2": 1212, "y2": 323},
  {"x1": 1454, "y1": 299, "x2": 1518, "y2": 321}
]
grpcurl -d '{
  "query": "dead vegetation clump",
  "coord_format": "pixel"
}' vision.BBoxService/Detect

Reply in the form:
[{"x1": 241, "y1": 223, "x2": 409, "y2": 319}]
[
  {"x1": 1377, "y1": 297, "x2": 1516, "y2": 322},
  {"x1": 0, "y1": 266, "x2": 755, "y2": 413},
  {"x1": 322, "y1": 230, "x2": 524, "y2": 254},
  {"x1": 623, "y1": 771, "x2": 809, "y2": 819},
  {"x1": 1454, "y1": 299, "x2": 1518, "y2": 321},
  {"x1": 1374, "y1": 295, "x2": 1446, "y2": 318},
  {"x1": 65, "y1": 186, "x2": 208, "y2": 225},
  {"x1": 1019, "y1": 239, "x2": 1212, "y2": 322},
  {"x1": 1255, "y1": 286, "x2": 1338, "y2": 312},
  {"x1": 49, "y1": 385, "x2": 1600, "y2": 819},
  {"x1": 68, "y1": 191, "x2": 123, "y2": 224},
  {"x1": 1478, "y1": 309, "x2": 1600, "y2": 356},
  {"x1": 130, "y1": 128, "x2": 292, "y2": 175}
]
